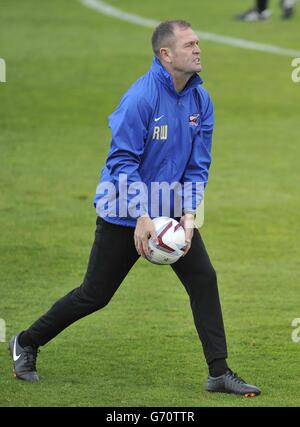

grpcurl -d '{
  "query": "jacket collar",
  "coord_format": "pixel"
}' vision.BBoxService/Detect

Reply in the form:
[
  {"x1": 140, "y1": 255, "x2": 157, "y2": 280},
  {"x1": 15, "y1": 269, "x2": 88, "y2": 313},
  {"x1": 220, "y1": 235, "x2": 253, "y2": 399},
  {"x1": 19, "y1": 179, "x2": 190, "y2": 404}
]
[{"x1": 150, "y1": 56, "x2": 203, "y2": 96}]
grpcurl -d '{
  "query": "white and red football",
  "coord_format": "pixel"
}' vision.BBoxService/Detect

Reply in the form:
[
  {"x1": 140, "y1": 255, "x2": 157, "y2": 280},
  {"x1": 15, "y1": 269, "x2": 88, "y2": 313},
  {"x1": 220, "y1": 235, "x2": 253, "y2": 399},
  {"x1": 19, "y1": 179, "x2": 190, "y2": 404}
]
[{"x1": 146, "y1": 217, "x2": 186, "y2": 265}]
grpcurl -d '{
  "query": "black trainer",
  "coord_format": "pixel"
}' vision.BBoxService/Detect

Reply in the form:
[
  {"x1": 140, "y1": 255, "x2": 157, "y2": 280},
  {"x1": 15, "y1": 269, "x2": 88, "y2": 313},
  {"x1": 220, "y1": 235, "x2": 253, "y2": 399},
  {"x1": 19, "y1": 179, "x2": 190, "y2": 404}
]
[
  {"x1": 9, "y1": 333, "x2": 39, "y2": 382},
  {"x1": 206, "y1": 369, "x2": 261, "y2": 397}
]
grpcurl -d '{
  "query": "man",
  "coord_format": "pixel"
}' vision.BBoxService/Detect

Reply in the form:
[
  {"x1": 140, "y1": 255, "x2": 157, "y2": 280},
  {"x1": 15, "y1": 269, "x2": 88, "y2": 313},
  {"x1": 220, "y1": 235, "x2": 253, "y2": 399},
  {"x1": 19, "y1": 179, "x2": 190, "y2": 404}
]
[
  {"x1": 235, "y1": 0, "x2": 295, "y2": 21},
  {"x1": 9, "y1": 20, "x2": 260, "y2": 397}
]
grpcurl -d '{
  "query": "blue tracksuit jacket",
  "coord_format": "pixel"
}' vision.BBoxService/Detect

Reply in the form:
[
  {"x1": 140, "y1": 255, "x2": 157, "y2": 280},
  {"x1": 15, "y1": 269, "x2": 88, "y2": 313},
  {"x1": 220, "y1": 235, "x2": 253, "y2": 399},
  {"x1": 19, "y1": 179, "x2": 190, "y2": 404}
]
[{"x1": 94, "y1": 57, "x2": 214, "y2": 227}]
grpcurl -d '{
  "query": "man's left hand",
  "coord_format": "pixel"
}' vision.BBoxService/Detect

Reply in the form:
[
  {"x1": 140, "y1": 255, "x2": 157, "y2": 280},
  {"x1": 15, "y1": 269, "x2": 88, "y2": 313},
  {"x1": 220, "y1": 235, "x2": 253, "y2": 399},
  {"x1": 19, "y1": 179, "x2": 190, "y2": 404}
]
[{"x1": 180, "y1": 213, "x2": 196, "y2": 256}]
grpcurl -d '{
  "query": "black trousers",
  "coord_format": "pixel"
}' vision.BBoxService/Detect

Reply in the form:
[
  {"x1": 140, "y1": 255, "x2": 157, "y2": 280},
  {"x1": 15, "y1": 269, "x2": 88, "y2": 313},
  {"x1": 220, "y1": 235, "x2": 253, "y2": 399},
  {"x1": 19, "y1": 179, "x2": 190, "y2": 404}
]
[
  {"x1": 27, "y1": 217, "x2": 227, "y2": 364},
  {"x1": 257, "y1": 0, "x2": 268, "y2": 11}
]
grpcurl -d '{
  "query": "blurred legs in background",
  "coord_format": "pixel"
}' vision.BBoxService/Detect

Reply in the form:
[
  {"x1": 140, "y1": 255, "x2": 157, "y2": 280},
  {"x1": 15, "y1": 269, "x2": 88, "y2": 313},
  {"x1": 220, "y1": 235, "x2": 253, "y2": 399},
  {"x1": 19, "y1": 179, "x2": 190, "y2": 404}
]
[
  {"x1": 281, "y1": 0, "x2": 296, "y2": 18},
  {"x1": 235, "y1": 0, "x2": 295, "y2": 21}
]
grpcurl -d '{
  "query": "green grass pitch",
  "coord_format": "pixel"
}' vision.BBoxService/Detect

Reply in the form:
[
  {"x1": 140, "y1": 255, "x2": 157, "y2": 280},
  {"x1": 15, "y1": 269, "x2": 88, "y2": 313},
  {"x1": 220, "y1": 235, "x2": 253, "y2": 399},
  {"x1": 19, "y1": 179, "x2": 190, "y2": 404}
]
[{"x1": 0, "y1": 0, "x2": 300, "y2": 407}]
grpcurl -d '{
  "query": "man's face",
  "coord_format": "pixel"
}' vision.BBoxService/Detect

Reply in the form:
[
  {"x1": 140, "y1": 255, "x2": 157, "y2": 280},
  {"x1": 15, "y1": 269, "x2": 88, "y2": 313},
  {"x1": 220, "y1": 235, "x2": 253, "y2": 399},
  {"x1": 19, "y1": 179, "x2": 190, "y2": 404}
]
[{"x1": 168, "y1": 27, "x2": 202, "y2": 73}]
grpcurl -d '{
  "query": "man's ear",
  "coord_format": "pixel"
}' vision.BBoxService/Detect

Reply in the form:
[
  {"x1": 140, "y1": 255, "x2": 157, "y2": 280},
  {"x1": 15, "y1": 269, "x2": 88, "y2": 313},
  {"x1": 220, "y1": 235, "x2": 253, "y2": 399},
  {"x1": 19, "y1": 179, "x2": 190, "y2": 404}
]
[{"x1": 159, "y1": 47, "x2": 172, "y2": 63}]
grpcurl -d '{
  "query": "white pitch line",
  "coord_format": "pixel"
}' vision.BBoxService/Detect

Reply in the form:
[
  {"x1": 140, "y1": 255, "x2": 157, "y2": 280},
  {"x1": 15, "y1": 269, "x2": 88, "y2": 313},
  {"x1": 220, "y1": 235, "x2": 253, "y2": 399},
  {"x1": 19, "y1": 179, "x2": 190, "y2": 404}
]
[{"x1": 79, "y1": 0, "x2": 300, "y2": 58}]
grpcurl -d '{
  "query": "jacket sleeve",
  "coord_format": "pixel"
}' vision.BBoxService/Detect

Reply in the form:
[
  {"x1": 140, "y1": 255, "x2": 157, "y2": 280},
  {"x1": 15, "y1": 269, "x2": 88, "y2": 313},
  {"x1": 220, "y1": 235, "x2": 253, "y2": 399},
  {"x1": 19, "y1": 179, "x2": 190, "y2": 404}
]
[
  {"x1": 105, "y1": 92, "x2": 152, "y2": 216},
  {"x1": 181, "y1": 91, "x2": 214, "y2": 214}
]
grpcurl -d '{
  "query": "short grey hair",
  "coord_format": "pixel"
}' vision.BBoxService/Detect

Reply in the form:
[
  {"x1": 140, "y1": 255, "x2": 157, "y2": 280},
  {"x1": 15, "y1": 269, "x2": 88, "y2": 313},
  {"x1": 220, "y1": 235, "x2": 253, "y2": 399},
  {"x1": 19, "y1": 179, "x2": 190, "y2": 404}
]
[{"x1": 151, "y1": 20, "x2": 191, "y2": 57}]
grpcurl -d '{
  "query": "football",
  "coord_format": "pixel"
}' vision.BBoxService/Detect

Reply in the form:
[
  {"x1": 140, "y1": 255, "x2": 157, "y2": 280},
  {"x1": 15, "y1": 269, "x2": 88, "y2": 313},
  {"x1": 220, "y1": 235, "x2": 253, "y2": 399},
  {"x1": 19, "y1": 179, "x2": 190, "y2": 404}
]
[{"x1": 146, "y1": 217, "x2": 186, "y2": 265}]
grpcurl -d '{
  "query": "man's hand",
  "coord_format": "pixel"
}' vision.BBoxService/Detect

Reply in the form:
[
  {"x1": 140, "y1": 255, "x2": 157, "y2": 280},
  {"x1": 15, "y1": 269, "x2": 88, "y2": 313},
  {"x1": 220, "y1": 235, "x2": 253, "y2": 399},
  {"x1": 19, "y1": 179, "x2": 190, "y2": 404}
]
[
  {"x1": 180, "y1": 213, "x2": 196, "y2": 256},
  {"x1": 134, "y1": 216, "x2": 158, "y2": 258}
]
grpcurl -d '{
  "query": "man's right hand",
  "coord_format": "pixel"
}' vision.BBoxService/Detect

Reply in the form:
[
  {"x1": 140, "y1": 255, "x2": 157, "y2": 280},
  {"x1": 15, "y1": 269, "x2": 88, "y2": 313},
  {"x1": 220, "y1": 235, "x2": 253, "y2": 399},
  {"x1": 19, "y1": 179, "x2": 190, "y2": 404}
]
[{"x1": 134, "y1": 216, "x2": 158, "y2": 258}]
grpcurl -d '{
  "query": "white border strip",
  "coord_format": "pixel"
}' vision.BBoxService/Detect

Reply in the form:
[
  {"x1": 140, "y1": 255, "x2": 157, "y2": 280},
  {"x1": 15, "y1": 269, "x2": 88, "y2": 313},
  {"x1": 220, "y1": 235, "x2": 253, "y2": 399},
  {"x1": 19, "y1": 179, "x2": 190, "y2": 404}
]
[{"x1": 80, "y1": 0, "x2": 300, "y2": 58}]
